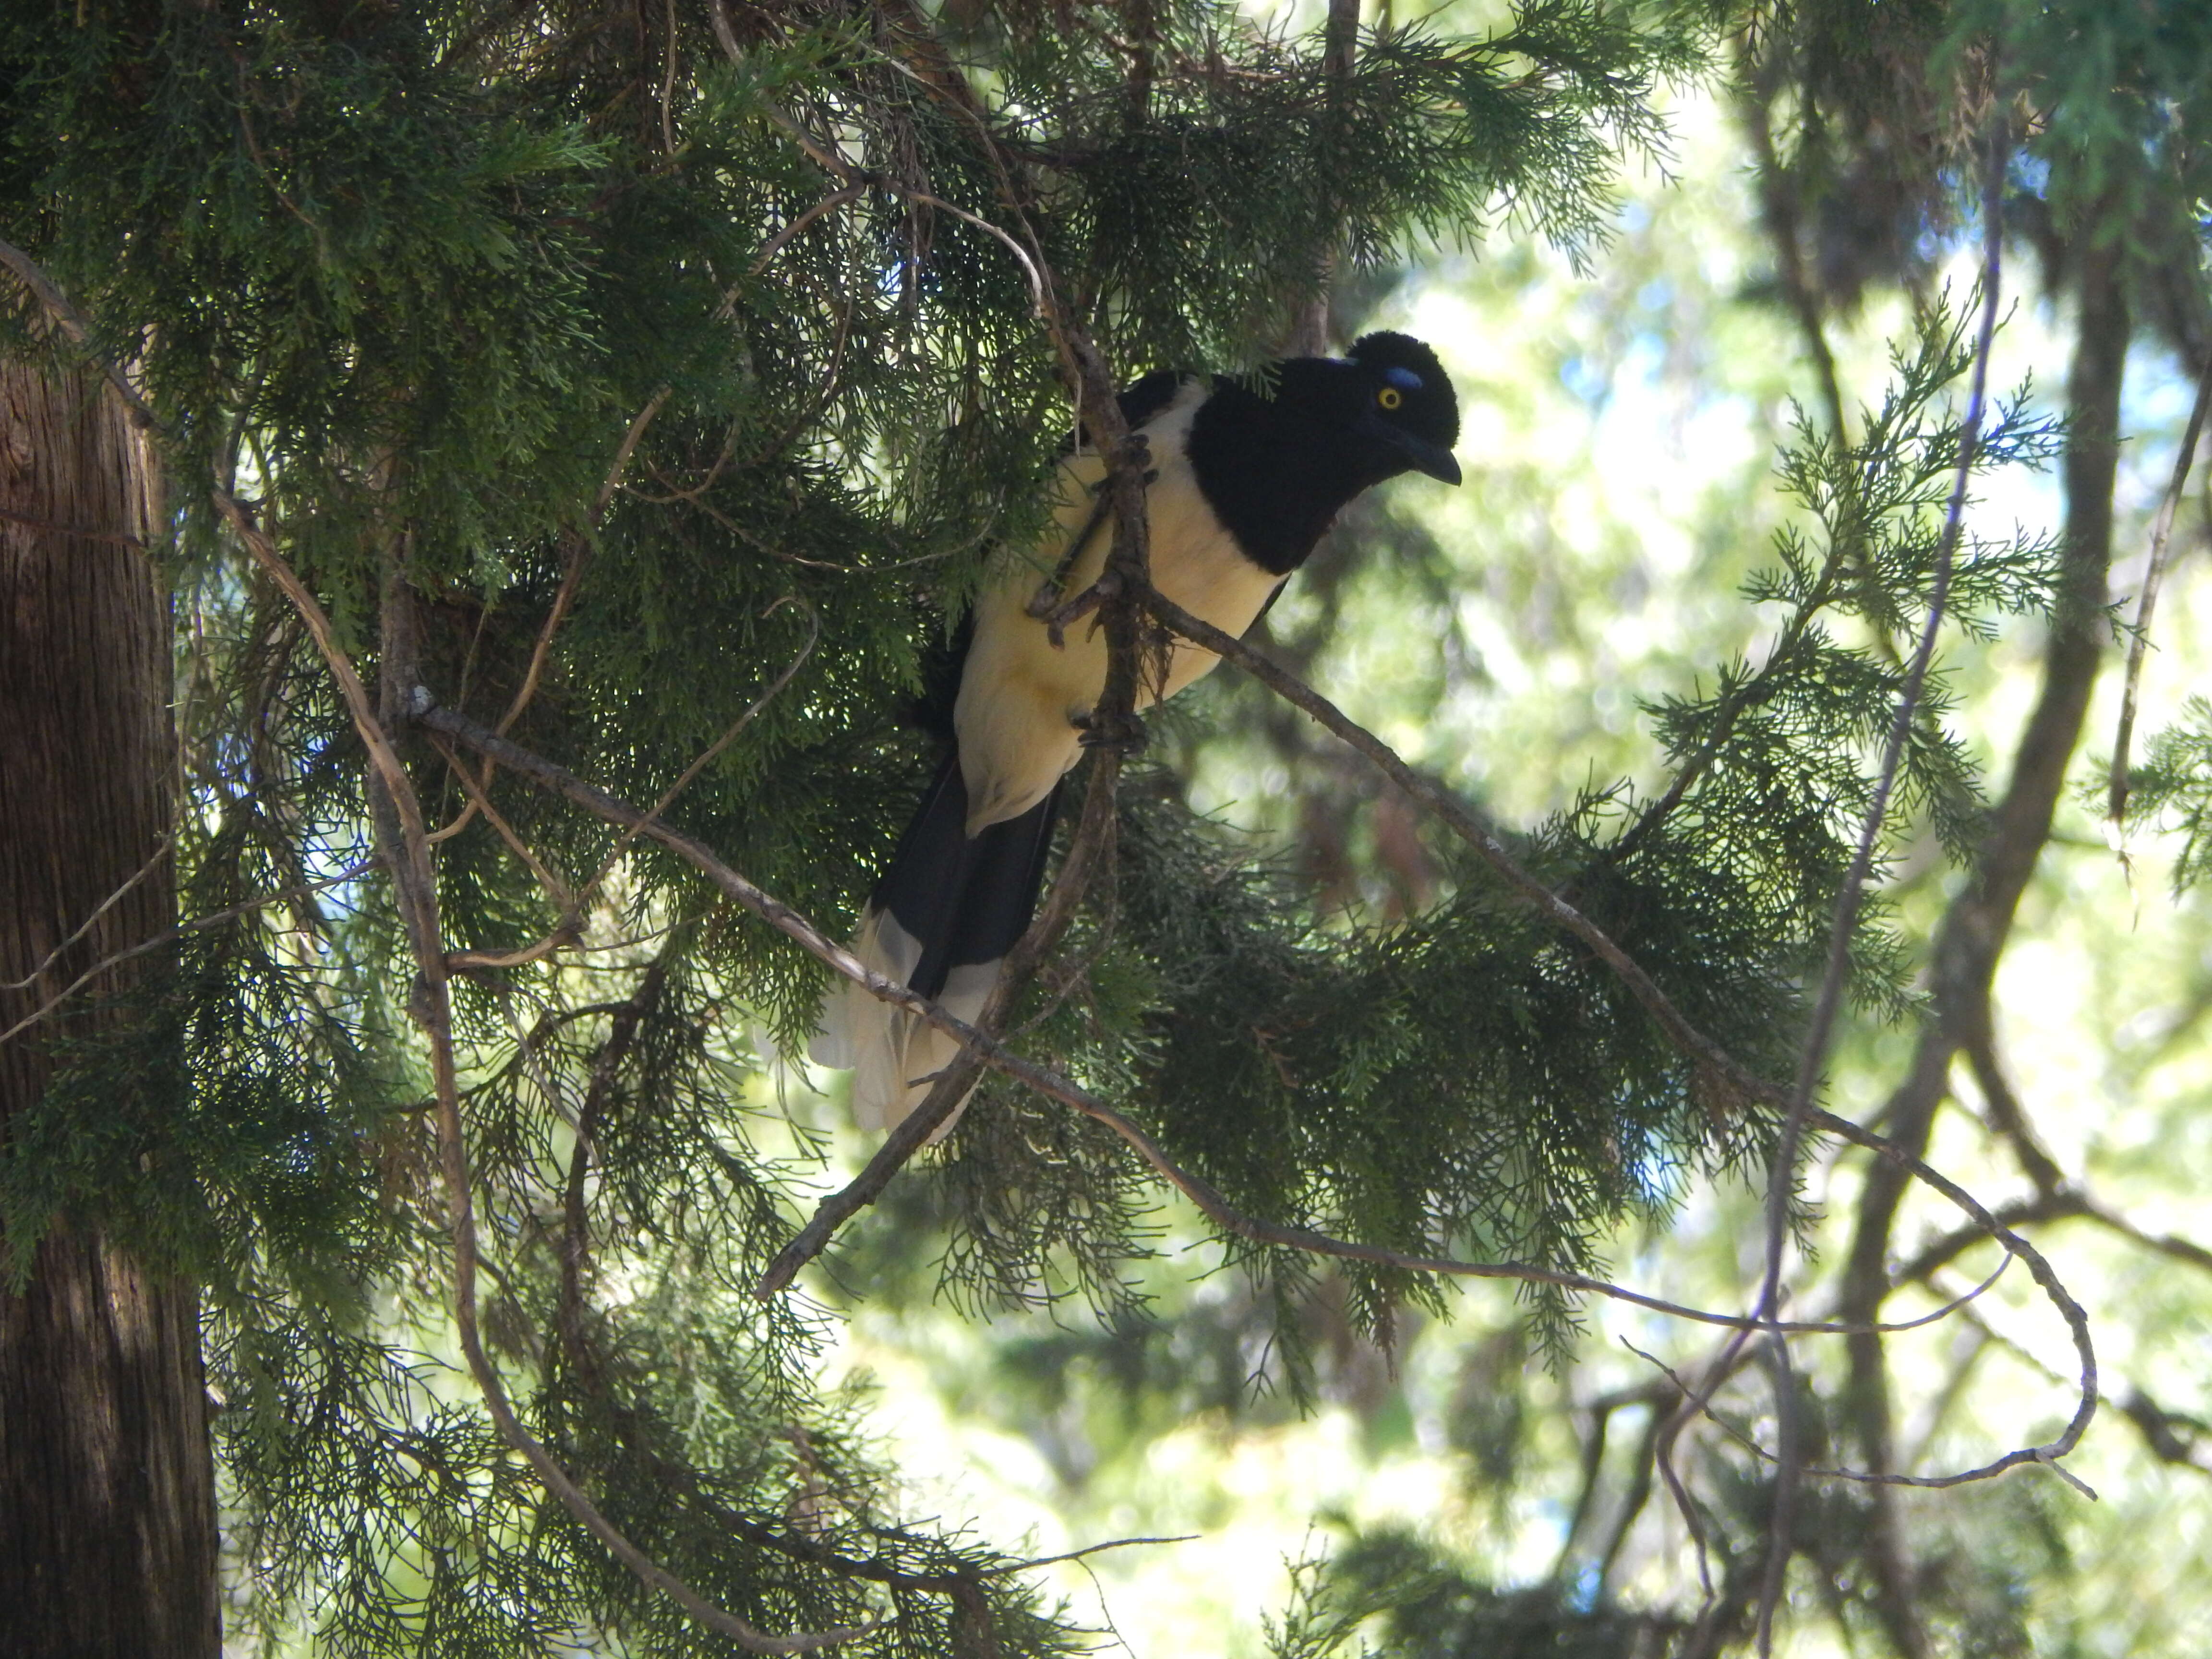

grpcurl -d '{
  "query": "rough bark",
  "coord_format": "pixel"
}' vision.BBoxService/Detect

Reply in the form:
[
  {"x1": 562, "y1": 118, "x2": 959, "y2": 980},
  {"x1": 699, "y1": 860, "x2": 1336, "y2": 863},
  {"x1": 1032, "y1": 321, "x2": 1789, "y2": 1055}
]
[
  {"x1": 1836, "y1": 235, "x2": 2131, "y2": 1659},
  {"x1": 0, "y1": 360, "x2": 218, "y2": 1657}
]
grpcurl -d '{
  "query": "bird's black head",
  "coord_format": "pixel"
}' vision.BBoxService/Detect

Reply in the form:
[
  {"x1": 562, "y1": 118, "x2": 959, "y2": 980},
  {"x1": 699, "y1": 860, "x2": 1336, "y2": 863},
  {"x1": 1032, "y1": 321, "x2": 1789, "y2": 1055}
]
[
  {"x1": 1340, "y1": 331, "x2": 1461, "y2": 486},
  {"x1": 1185, "y1": 329, "x2": 1462, "y2": 574}
]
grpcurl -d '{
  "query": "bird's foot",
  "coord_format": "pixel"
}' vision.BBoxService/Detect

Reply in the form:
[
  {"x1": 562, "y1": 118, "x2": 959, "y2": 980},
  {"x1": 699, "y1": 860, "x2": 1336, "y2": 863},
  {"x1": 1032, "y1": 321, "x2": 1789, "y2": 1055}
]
[
  {"x1": 1073, "y1": 707, "x2": 1148, "y2": 755},
  {"x1": 1041, "y1": 571, "x2": 1117, "y2": 648}
]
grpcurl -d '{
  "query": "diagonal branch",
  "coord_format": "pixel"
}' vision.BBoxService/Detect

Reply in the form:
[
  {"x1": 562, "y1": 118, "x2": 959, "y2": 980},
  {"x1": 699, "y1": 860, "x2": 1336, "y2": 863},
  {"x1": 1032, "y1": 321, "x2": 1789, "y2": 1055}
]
[
  {"x1": 415, "y1": 700, "x2": 2095, "y2": 1406},
  {"x1": 499, "y1": 383, "x2": 672, "y2": 738},
  {"x1": 2107, "y1": 347, "x2": 2212, "y2": 827},
  {"x1": 1836, "y1": 177, "x2": 2133, "y2": 1659},
  {"x1": 1140, "y1": 588, "x2": 1780, "y2": 1115},
  {"x1": 239, "y1": 538, "x2": 880, "y2": 1657}
]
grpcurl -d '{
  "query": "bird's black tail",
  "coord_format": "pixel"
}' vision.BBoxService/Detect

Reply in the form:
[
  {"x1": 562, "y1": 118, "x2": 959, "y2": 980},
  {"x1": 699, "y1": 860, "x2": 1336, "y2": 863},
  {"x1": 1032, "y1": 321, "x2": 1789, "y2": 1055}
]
[{"x1": 810, "y1": 751, "x2": 1061, "y2": 1133}]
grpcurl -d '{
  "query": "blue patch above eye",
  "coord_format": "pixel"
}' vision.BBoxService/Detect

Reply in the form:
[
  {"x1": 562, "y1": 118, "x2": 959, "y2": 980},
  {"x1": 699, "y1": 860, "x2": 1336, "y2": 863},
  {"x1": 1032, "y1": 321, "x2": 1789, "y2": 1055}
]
[{"x1": 1384, "y1": 365, "x2": 1423, "y2": 392}]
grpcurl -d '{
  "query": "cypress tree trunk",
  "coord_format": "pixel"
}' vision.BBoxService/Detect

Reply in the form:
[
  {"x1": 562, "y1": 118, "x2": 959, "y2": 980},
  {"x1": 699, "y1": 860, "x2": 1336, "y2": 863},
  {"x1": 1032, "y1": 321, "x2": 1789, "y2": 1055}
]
[{"x1": 0, "y1": 361, "x2": 218, "y2": 1657}]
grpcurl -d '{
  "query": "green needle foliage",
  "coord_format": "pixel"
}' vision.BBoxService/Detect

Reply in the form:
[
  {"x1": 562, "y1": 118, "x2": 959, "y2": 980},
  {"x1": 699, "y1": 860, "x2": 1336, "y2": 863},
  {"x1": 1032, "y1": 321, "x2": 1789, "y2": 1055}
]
[
  {"x1": 2122, "y1": 700, "x2": 2212, "y2": 892},
  {"x1": 0, "y1": 0, "x2": 2092, "y2": 1652}
]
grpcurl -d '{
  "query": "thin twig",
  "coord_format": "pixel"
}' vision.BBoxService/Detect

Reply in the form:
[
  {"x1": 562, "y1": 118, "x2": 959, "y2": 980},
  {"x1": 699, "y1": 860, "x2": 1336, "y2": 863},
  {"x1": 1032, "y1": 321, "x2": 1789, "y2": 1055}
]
[
  {"x1": 2107, "y1": 347, "x2": 2212, "y2": 827},
  {"x1": 740, "y1": 185, "x2": 868, "y2": 284},
  {"x1": 0, "y1": 825, "x2": 179, "y2": 991},
  {"x1": 755, "y1": 741, "x2": 1128, "y2": 1297},
  {"x1": 499, "y1": 385, "x2": 673, "y2": 738},
  {"x1": 0, "y1": 503, "x2": 146, "y2": 547},
  {"x1": 659, "y1": 0, "x2": 679, "y2": 159},
  {"x1": 447, "y1": 931, "x2": 578, "y2": 975},
  {"x1": 974, "y1": 1535, "x2": 1196, "y2": 1577},
  {"x1": 578, "y1": 596, "x2": 819, "y2": 901},
  {"x1": 1627, "y1": 1308, "x2": 2095, "y2": 1500},
  {"x1": 1811, "y1": 1105, "x2": 2096, "y2": 1488},
  {"x1": 735, "y1": 94, "x2": 1052, "y2": 325},
  {"x1": 0, "y1": 858, "x2": 378, "y2": 1052},
  {"x1": 424, "y1": 731, "x2": 580, "y2": 914},
  {"x1": 1739, "y1": 127, "x2": 2010, "y2": 1655}
]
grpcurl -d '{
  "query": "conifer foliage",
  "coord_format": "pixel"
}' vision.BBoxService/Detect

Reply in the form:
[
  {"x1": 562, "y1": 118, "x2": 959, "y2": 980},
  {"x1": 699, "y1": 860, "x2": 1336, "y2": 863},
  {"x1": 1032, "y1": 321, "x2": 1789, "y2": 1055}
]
[{"x1": 0, "y1": 0, "x2": 2183, "y2": 1653}]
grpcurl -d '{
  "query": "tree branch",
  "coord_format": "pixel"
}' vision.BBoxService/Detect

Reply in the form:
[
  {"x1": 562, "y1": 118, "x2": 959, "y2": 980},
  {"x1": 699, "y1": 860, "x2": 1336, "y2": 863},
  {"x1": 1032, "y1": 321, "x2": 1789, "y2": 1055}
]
[
  {"x1": 238, "y1": 537, "x2": 879, "y2": 1655},
  {"x1": 416, "y1": 700, "x2": 2095, "y2": 1403},
  {"x1": 1739, "y1": 121, "x2": 2007, "y2": 1657},
  {"x1": 2107, "y1": 346, "x2": 2212, "y2": 826},
  {"x1": 1141, "y1": 587, "x2": 1782, "y2": 1117},
  {"x1": 498, "y1": 384, "x2": 672, "y2": 737},
  {"x1": 1837, "y1": 184, "x2": 2130, "y2": 1659}
]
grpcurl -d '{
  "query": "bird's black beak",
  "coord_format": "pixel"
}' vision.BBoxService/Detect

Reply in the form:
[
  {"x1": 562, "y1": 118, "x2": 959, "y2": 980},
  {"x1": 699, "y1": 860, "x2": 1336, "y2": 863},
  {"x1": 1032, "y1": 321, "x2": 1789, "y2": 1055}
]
[
  {"x1": 1404, "y1": 437, "x2": 1462, "y2": 485},
  {"x1": 1357, "y1": 410, "x2": 1461, "y2": 485}
]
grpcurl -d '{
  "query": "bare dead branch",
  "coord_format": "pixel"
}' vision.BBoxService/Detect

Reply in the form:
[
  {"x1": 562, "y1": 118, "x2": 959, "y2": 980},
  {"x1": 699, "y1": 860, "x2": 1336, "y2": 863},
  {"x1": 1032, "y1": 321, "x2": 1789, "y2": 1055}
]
[{"x1": 1890, "y1": 1190, "x2": 2088, "y2": 1287}]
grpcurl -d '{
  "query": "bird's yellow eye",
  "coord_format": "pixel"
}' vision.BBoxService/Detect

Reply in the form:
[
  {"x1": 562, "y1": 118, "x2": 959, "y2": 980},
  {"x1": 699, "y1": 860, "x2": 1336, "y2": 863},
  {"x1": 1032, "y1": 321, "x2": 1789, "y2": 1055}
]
[{"x1": 1377, "y1": 386, "x2": 1404, "y2": 411}]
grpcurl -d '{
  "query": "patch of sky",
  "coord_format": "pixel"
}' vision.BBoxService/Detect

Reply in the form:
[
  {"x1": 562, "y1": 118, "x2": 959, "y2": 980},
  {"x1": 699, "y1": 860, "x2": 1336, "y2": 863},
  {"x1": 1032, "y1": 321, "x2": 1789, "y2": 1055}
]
[
  {"x1": 1564, "y1": 1558, "x2": 1604, "y2": 1614},
  {"x1": 2008, "y1": 149, "x2": 2053, "y2": 201},
  {"x1": 2115, "y1": 341, "x2": 2206, "y2": 520},
  {"x1": 1560, "y1": 351, "x2": 1611, "y2": 407},
  {"x1": 1914, "y1": 217, "x2": 1949, "y2": 271}
]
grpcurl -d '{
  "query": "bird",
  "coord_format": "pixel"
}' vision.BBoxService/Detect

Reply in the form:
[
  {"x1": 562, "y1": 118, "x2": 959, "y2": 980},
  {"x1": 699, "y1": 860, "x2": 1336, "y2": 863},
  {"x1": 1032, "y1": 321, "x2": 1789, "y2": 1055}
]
[{"x1": 810, "y1": 330, "x2": 1461, "y2": 1136}]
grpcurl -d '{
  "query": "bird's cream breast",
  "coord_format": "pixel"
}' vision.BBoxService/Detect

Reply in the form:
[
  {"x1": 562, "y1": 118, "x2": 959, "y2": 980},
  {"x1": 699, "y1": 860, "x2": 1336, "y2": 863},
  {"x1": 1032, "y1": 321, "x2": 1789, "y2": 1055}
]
[{"x1": 953, "y1": 386, "x2": 1285, "y2": 832}]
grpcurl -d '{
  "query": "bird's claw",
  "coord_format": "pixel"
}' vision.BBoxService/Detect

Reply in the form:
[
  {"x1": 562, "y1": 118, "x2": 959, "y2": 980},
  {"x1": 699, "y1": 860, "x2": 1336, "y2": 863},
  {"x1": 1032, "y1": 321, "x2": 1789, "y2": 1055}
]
[
  {"x1": 1072, "y1": 708, "x2": 1148, "y2": 755},
  {"x1": 1041, "y1": 574, "x2": 1114, "y2": 647}
]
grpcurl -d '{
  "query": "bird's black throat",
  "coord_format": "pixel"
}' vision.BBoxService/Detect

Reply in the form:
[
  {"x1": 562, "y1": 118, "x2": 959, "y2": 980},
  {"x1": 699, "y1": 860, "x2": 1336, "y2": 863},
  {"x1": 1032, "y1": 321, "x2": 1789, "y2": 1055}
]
[{"x1": 1185, "y1": 369, "x2": 1398, "y2": 577}]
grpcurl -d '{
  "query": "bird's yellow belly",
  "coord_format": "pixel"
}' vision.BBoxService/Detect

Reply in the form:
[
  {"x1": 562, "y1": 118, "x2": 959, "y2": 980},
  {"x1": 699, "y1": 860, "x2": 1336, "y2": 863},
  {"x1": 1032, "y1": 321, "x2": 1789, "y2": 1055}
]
[{"x1": 953, "y1": 438, "x2": 1283, "y2": 833}]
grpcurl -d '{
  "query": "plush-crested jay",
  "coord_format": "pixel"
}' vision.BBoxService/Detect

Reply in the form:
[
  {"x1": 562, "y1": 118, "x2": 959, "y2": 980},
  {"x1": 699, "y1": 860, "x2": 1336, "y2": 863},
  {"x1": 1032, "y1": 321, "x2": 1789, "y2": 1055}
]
[{"x1": 811, "y1": 331, "x2": 1461, "y2": 1133}]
